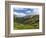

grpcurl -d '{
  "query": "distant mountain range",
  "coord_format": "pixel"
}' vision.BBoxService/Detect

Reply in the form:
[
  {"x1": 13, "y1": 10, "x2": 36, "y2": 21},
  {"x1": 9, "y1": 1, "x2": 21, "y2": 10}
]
[
  {"x1": 14, "y1": 15, "x2": 39, "y2": 29},
  {"x1": 14, "y1": 15, "x2": 39, "y2": 24}
]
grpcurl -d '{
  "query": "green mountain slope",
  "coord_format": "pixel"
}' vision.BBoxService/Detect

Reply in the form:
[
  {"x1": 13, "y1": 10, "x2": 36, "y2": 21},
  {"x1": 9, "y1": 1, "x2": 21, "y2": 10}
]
[{"x1": 14, "y1": 15, "x2": 39, "y2": 30}]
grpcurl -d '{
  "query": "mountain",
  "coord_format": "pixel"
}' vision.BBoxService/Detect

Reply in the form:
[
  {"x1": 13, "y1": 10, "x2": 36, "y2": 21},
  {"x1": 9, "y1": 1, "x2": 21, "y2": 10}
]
[
  {"x1": 14, "y1": 15, "x2": 39, "y2": 24},
  {"x1": 14, "y1": 15, "x2": 39, "y2": 29}
]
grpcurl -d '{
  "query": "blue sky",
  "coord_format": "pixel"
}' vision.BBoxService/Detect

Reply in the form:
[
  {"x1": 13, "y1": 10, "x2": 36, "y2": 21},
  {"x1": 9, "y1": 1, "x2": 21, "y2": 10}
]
[{"x1": 13, "y1": 8, "x2": 39, "y2": 17}]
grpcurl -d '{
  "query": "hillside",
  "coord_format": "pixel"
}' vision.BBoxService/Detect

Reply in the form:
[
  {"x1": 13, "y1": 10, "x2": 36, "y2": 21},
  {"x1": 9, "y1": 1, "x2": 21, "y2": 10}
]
[{"x1": 14, "y1": 15, "x2": 39, "y2": 30}]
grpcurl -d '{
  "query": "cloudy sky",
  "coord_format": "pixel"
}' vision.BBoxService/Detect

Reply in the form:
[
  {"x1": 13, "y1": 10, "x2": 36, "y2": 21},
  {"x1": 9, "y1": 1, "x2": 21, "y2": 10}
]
[{"x1": 13, "y1": 8, "x2": 39, "y2": 17}]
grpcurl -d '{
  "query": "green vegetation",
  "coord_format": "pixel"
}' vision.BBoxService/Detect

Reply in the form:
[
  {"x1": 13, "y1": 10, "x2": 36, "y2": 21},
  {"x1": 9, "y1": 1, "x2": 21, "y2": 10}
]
[{"x1": 14, "y1": 15, "x2": 39, "y2": 30}]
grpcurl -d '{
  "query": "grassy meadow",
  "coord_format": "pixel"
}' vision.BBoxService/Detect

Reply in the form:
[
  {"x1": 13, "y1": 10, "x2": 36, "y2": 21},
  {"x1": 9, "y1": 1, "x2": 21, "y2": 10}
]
[{"x1": 14, "y1": 15, "x2": 39, "y2": 30}]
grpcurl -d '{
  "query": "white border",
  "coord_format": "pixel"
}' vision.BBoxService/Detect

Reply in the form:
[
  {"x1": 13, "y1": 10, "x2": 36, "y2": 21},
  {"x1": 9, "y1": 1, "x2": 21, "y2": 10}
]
[{"x1": 10, "y1": 5, "x2": 42, "y2": 33}]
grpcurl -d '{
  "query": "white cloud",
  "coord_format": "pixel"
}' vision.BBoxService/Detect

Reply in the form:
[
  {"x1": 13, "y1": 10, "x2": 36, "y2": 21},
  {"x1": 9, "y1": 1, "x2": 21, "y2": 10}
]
[
  {"x1": 26, "y1": 11, "x2": 32, "y2": 14},
  {"x1": 13, "y1": 8, "x2": 39, "y2": 17},
  {"x1": 14, "y1": 12, "x2": 26, "y2": 17},
  {"x1": 33, "y1": 9, "x2": 39, "y2": 15}
]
